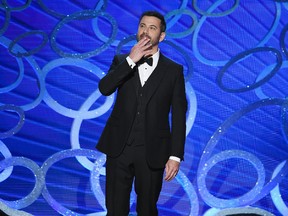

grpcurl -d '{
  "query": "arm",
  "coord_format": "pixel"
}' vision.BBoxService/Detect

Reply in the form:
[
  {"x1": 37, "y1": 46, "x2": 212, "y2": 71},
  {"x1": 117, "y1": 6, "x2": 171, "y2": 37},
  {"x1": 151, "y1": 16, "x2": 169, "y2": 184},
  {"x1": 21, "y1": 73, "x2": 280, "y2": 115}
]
[
  {"x1": 171, "y1": 66, "x2": 187, "y2": 160},
  {"x1": 99, "y1": 37, "x2": 153, "y2": 96},
  {"x1": 165, "y1": 66, "x2": 187, "y2": 181},
  {"x1": 98, "y1": 55, "x2": 133, "y2": 96}
]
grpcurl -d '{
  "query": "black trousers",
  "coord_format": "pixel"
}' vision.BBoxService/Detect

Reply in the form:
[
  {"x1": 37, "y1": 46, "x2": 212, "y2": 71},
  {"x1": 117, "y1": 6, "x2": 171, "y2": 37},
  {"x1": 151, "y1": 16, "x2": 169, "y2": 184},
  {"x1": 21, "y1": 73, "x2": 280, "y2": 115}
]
[{"x1": 105, "y1": 145, "x2": 164, "y2": 216}]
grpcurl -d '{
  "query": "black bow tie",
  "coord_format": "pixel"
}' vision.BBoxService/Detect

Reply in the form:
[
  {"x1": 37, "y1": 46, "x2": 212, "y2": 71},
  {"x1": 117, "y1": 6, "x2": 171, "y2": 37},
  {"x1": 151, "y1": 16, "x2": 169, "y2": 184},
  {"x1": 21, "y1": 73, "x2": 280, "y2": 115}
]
[{"x1": 139, "y1": 57, "x2": 153, "y2": 66}]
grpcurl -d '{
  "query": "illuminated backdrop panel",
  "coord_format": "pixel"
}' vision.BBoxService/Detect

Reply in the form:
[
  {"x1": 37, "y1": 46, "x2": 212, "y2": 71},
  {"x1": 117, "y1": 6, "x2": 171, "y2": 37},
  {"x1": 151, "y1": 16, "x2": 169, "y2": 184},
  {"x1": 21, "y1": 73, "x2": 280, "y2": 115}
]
[{"x1": 0, "y1": 0, "x2": 288, "y2": 215}]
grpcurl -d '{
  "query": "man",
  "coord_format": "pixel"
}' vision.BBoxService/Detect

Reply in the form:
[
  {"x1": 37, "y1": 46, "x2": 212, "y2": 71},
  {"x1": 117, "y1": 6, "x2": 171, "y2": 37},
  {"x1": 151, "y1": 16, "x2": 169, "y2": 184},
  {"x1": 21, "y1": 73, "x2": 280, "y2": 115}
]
[{"x1": 96, "y1": 11, "x2": 187, "y2": 216}]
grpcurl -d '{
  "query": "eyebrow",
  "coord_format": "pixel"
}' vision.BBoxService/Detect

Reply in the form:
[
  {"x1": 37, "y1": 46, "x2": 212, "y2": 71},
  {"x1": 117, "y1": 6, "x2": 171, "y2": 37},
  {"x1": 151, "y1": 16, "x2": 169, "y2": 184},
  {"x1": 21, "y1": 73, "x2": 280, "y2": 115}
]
[{"x1": 140, "y1": 23, "x2": 158, "y2": 29}]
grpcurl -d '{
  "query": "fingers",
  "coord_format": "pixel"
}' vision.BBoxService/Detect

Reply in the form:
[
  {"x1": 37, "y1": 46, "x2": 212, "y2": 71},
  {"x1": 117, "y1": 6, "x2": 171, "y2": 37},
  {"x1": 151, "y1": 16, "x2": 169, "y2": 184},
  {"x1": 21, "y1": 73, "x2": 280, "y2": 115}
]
[
  {"x1": 129, "y1": 38, "x2": 152, "y2": 62},
  {"x1": 138, "y1": 37, "x2": 151, "y2": 47},
  {"x1": 164, "y1": 160, "x2": 180, "y2": 181},
  {"x1": 164, "y1": 169, "x2": 178, "y2": 181},
  {"x1": 164, "y1": 168, "x2": 178, "y2": 181},
  {"x1": 138, "y1": 37, "x2": 153, "y2": 53}
]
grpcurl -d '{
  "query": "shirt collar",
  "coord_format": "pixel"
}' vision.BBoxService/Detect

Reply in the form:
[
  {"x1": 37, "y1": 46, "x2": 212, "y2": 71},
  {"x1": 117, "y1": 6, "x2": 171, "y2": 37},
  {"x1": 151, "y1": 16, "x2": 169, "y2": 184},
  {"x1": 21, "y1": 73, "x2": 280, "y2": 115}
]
[{"x1": 151, "y1": 49, "x2": 160, "y2": 67}]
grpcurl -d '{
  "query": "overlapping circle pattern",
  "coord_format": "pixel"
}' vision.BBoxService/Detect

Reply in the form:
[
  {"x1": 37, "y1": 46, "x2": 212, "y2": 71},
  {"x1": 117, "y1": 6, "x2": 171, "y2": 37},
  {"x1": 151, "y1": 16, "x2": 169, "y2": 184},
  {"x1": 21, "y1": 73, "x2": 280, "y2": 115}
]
[{"x1": 0, "y1": 0, "x2": 287, "y2": 215}]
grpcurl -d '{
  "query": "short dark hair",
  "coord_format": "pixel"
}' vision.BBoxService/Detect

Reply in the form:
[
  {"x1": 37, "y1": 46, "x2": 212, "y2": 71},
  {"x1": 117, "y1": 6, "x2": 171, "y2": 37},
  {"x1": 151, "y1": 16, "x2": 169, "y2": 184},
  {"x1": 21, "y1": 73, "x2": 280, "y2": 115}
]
[{"x1": 139, "y1": 11, "x2": 166, "y2": 32}]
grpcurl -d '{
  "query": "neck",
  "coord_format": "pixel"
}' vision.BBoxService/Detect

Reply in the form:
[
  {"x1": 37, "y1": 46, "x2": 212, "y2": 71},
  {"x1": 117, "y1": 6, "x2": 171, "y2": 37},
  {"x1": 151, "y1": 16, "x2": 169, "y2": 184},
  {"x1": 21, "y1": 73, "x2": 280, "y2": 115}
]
[{"x1": 151, "y1": 46, "x2": 159, "y2": 55}]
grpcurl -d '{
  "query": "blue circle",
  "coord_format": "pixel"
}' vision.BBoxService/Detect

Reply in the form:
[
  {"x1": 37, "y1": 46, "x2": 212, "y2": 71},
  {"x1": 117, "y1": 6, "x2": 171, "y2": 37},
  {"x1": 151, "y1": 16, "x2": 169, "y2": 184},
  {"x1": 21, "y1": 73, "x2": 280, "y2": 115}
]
[
  {"x1": 165, "y1": 0, "x2": 189, "y2": 29},
  {"x1": 0, "y1": 104, "x2": 25, "y2": 139},
  {"x1": 192, "y1": 0, "x2": 240, "y2": 17},
  {"x1": 41, "y1": 148, "x2": 106, "y2": 215},
  {"x1": 0, "y1": 157, "x2": 44, "y2": 209},
  {"x1": 212, "y1": 206, "x2": 274, "y2": 216},
  {"x1": 42, "y1": 58, "x2": 114, "y2": 119},
  {"x1": 192, "y1": 1, "x2": 281, "y2": 66},
  {"x1": 51, "y1": 10, "x2": 117, "y2": 59},
  {"x1": 1, "y1": 0, "x2": 31, "y2": 11},
  {"x1": 280, "y1": 97, "x2": 288, "y2": 145},
  {"x1": 0, "y1": 38, "x2": 24, "y2": 93},
  {"x1": 8, "y1": 30, "x2": 48, "y2": 57},
  {"x1": 280, "y1": 24, "x2": 288, "y2": 58},
  {"x1": 0, "y1": 141, "x2": 12, "y2": 182},
  {"x1": 36, "y1": 0, "x2": 107, "y2": 19},
  {"x1": 270, "y1": 161, "x2": 288, "y2": 215},
  {"x1": 165, "y1": 9, "x2": 198, "y2": 38},
  {"x1": 198, "y1": 150, "x2": 265, "y2": 208},
  {"x1": 0, "y1": 4, "x2": 10, "y2": 36},
  {"x1": 216, "y1": 47, "x2": 282, "y2": 93},
  {"x1": 198, "y1": 98, "x2": 286, "y2": 208},
  {"x1": 0, "y1": 36, "x2": 45, "y2": 111},
  {"x1": 254, "y1": 61, "x2": 288, "y2": 100}
]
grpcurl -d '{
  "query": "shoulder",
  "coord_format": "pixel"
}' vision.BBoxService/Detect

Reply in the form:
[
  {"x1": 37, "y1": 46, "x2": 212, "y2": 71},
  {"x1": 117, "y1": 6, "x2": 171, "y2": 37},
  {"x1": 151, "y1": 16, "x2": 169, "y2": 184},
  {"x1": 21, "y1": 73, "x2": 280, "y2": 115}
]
[
  {"x1": 113, "y1": 54, "x2": 129, "y2": 63},
  {"x1": 160, "y1": 53, "x2": 183, "y2": 71}
]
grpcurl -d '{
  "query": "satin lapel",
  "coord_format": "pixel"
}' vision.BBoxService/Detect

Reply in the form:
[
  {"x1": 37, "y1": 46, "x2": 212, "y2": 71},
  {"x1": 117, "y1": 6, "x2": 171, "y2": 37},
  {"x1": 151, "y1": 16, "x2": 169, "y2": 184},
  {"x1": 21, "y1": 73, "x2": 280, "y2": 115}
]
[
  {"x1": 133, "y1": 67, "x2": 141, "y2": 96},
  {"x1": 144, "y1": 54, "x2": 168, "y2": 104}
]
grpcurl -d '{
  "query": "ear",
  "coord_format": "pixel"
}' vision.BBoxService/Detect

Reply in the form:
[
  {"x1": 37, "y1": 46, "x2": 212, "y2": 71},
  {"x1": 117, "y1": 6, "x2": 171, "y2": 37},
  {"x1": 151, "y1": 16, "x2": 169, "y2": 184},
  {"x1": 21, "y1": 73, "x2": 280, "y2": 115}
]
[{"x1": 159, "y1": 32, "x2": 166, "y2": 42}]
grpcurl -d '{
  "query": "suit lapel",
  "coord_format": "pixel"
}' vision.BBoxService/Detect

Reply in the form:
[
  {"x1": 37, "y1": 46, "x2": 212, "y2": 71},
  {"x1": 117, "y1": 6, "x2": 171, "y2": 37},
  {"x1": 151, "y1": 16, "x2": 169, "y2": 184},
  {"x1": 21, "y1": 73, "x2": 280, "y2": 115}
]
[
  {"x1": 133, "y1": 67, "x2": 141, "y2": 96},
  {"x1": 144, "y1": 54, "x2": 168, "y2": 104}
]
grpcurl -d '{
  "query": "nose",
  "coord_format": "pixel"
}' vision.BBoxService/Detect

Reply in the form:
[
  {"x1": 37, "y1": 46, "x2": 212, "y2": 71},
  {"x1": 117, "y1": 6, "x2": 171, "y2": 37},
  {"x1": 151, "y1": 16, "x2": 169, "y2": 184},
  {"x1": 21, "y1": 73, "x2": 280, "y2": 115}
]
[{"x1": 143, "y1": 27, "x2": 148, "y2": 34}]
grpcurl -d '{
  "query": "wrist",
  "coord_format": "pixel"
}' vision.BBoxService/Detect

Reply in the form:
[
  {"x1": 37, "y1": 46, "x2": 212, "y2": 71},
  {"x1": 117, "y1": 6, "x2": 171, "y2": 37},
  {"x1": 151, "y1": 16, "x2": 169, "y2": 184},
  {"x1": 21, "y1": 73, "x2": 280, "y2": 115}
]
[{"x1": 169, "y1": 156, "x2": 181, "y2": 163}]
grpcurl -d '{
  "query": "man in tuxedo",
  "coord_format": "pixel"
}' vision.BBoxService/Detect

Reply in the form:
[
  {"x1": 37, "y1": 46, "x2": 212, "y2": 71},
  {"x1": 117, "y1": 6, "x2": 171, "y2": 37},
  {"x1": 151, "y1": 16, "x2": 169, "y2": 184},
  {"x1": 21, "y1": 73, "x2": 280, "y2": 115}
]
[{"x1": 96, "y1": 10, "x2": 187, "y2": 216}]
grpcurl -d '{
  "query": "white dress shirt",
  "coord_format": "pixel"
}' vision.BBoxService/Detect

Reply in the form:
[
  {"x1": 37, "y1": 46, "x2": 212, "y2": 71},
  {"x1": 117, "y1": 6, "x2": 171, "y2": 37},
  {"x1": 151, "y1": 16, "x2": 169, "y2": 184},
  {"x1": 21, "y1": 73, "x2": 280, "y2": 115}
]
[{"x1": 126, "y1": 51, "x2": 181, "y2": 163}]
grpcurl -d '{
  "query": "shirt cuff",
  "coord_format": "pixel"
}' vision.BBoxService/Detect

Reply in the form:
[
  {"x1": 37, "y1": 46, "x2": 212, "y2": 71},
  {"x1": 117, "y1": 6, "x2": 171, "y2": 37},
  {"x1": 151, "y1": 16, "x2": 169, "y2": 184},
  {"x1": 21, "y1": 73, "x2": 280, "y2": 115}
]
[
  {"x1": 169, "y1": 156, "x2": 181, "y2": 163},
  {"x1": 126, "y1": 56, "x2": 136, "y2": 69}
]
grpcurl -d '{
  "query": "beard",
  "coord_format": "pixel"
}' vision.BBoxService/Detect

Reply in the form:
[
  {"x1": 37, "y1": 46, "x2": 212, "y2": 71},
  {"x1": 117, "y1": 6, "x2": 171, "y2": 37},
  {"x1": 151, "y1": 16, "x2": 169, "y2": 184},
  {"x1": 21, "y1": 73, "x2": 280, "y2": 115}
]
[
  {"x1": 137, "y1": 33, "x2": 150, "y2": 40},
  {"x1": 137, "y1": 33, "x2": 155, "y2": 46}
]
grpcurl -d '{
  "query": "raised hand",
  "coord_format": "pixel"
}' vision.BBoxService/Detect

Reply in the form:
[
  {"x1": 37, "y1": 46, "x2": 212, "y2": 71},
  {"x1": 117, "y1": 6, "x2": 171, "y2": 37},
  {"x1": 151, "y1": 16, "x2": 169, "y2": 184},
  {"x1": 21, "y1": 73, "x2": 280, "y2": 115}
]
[{"x1": 129, "y1": 36, "x2": 153, "y2": 63}]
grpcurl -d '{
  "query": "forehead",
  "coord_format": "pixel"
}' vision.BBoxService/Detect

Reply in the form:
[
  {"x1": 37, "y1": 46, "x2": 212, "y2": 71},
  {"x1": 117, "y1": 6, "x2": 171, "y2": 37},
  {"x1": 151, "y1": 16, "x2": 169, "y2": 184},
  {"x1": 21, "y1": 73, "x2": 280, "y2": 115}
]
[{"x1": 139, "y1": 15, "x2": 161, "y2": 27}]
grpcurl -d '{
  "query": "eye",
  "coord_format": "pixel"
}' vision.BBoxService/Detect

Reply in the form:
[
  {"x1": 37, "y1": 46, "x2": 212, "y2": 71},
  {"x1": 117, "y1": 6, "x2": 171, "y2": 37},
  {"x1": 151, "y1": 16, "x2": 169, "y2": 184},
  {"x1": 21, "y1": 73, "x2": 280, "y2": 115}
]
[{"x1": 149, "y1": 26, "x2": 157, "y2": 31}]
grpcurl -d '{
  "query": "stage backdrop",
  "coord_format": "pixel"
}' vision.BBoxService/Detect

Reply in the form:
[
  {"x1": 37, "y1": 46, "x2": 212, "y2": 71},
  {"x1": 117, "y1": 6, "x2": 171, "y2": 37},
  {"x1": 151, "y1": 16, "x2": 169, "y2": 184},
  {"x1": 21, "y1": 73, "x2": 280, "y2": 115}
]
[{"x1": 0, "y1": 0, "x2": 288, "y2": 215}]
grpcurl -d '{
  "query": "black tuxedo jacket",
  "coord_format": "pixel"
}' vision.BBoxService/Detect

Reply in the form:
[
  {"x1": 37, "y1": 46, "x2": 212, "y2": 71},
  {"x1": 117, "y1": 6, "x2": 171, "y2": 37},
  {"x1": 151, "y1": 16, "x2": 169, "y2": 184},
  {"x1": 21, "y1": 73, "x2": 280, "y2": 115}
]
[{"x1": 96, "y1": 53, "x2": 187, "y2": 169}]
